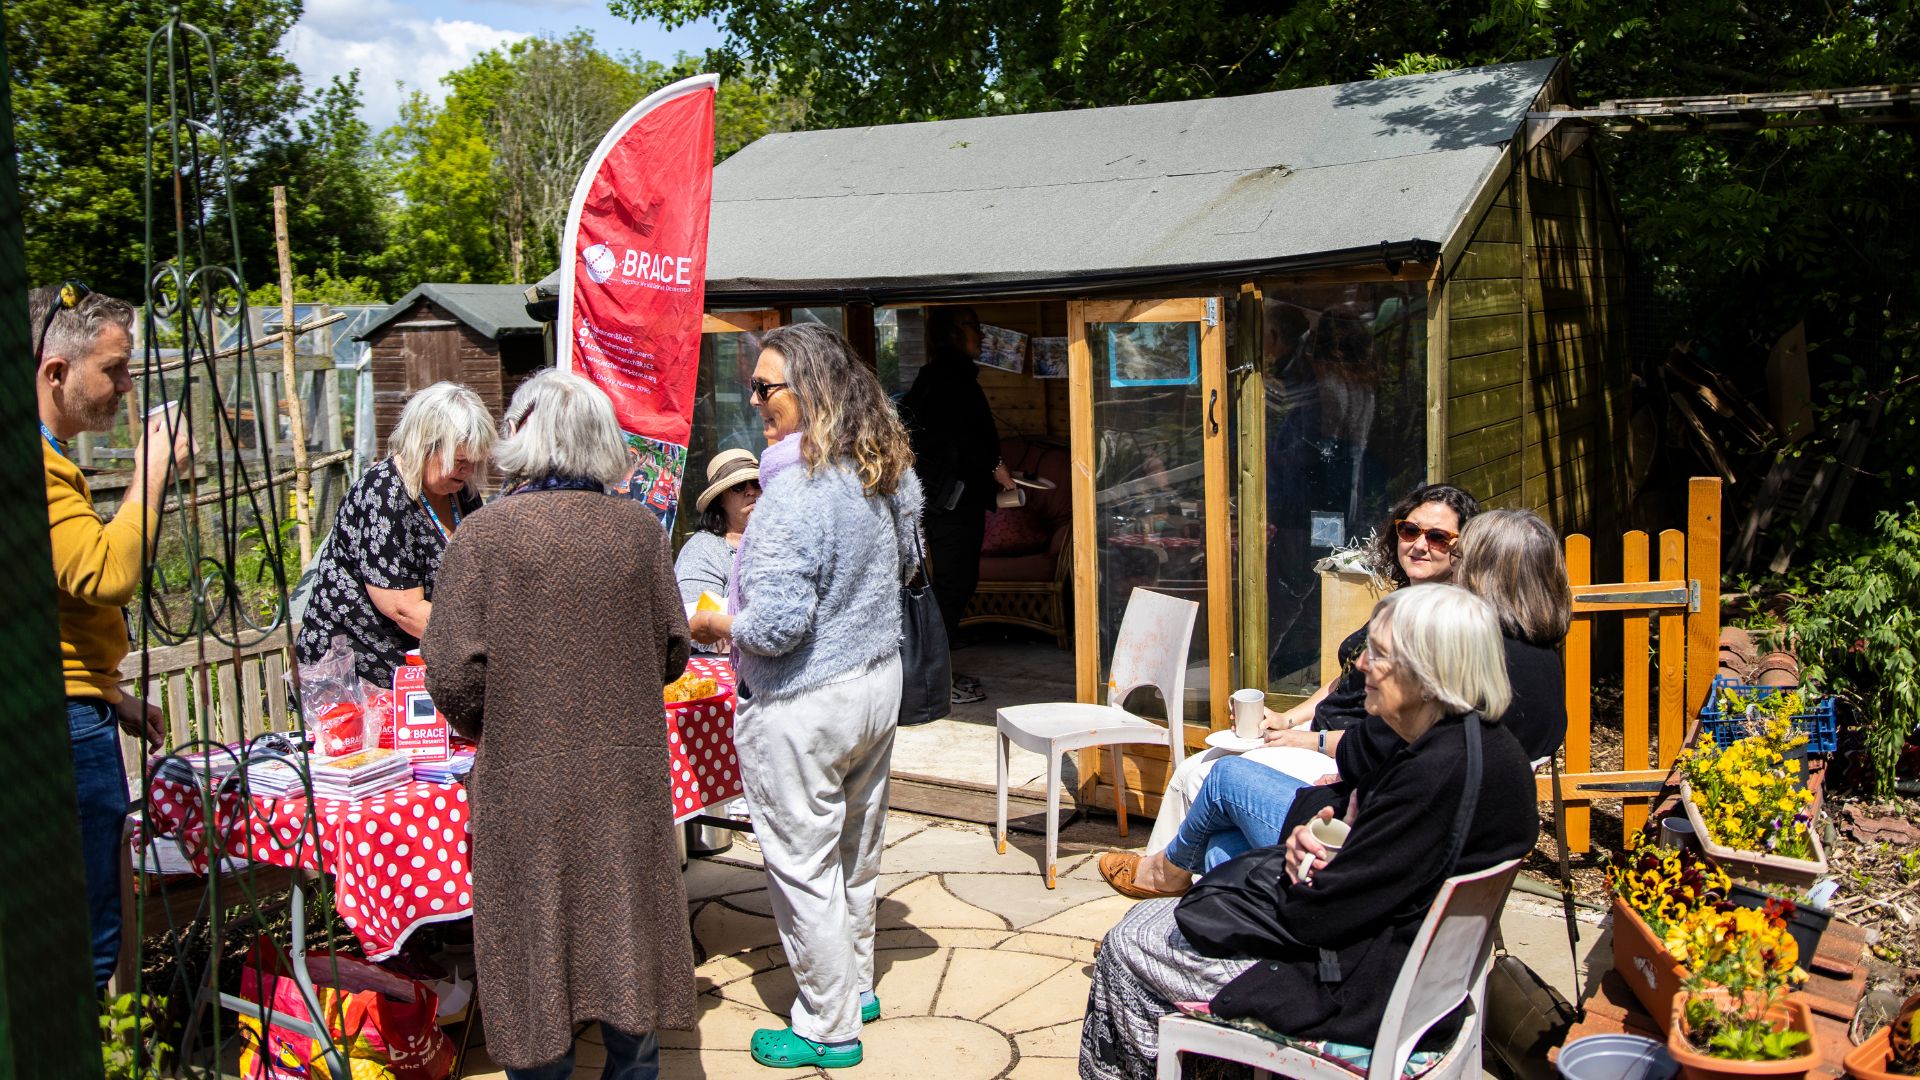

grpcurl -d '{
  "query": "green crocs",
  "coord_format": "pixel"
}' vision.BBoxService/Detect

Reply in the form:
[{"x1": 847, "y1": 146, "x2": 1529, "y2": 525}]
[
  {"x1": 749, "y1": 1027, "x2": 863, "y2": 1069},
  {"x1": 862, "y1": 994, "x2": 881, "y2": 1024}
]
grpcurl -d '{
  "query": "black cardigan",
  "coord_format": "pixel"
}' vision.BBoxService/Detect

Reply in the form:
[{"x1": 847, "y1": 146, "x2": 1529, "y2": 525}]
[
  {"x1": 1178, "y1": 714, "x2": 1539, "y2": 1045},
  {"x1": 1287, "y1": 634, "x2": 1567, "y2": 835}
]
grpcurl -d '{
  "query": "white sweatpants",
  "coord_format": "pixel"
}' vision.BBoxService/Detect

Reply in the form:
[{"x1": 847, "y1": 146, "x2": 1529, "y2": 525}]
[
  {"x1": 735, "y1": 653, "x2": 901, "y2": 1044},
  {"x1": 1144, "y1": 744, "x2": 1340, "y2": 854}
]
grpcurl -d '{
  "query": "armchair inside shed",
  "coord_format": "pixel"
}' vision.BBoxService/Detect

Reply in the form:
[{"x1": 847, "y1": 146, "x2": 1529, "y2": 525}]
[{"x1": 533, "y1": 57, "x2": 1631, "y2": 817}]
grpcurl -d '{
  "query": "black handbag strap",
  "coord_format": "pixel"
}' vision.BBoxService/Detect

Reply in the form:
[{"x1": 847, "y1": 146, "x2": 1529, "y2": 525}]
[
  {"x1": 885, "y1": 498, "x2": 927, "y2": 587},
  {"x1": 1548, "y1": 751, "x2": 1585, "y2": 1010},
  {"x1": 1321, "y1": 713, "x2": 1482, "y2": 984}
]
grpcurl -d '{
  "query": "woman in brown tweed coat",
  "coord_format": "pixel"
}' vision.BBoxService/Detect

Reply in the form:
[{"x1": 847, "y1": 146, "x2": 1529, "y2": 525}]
[{"x1": 423, "y1": 370, "x2": 694, "y2": 1080}]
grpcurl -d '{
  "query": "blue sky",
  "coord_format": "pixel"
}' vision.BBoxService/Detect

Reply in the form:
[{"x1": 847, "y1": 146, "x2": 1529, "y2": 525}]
[{"x1": 285, "y1": 0, "x2": 728, "y2": 132}]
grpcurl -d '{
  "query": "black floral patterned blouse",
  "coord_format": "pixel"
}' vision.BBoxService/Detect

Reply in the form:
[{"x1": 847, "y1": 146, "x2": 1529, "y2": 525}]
[{"x1": 295, "y1": 459, "x2": 482, "y2": 685}]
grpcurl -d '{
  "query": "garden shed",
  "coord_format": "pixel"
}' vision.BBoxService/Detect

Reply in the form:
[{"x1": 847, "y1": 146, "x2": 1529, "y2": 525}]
[
  {"x1": 535, "y1": 57, "x2": 1631, "y2": 815},
  {"x1": 359, "y1": 283, "x2": 547, "y2": 463}
]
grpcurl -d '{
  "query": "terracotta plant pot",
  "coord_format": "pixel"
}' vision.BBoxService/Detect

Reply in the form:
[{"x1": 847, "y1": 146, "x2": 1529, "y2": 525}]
[
  {"x1": 1843, "y1": 1028, "x2": 1916, "y2": 1080},
  {"x1": 1680, "y1": 781, "x2": 1828, "y2": 889},
  {"x1": 1667, "y1": 991, "x2": 1819, "y2": 1080},
  {"x1": 1612, "y1": 899, "x2": 1691, "y2": 1027}
]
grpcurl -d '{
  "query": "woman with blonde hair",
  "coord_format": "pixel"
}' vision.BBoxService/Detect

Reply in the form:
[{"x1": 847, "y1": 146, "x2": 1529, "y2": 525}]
[
  {"x1": 690, "y1": 322, "x2": 923, "y2": 1069},
  {"x1": 296, "y1": 381, "x2": 494, "y2": 683},
  {"x1": 424, "y1": 369, "x2": 695, "y2": 1079}
]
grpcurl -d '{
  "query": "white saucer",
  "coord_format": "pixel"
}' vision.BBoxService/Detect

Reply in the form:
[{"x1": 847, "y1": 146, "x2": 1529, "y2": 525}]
[{"x1": 1204, "y1": 729, "x2": 1266, "y2": 753}]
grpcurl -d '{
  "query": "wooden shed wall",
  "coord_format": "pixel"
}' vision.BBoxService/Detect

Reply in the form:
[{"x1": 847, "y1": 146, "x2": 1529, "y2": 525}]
[
  {"x1": 367, "y1": 299, "x2": 506, "y2": 463},
  {"x1": 1521, "y1": 139, "x2": 1631, "y2": 530},
  {"x1": 1440, "y1": 139, "x2": 1630, "y2": 532}
]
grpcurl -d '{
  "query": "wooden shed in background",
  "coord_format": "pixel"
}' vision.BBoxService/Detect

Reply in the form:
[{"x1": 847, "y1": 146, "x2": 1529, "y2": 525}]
[
  {"x1": 531, "y1": 59, "x2": 1633, "y2": 826},
  {"x1": 359, "y1": 283, "x2": 547, "y2": 463}
]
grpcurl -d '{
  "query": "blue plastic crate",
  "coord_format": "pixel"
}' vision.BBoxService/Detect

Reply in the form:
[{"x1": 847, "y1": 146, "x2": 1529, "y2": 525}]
[{"x1": 1697, "y1": 674, "x2": 1838, "y2": 754}]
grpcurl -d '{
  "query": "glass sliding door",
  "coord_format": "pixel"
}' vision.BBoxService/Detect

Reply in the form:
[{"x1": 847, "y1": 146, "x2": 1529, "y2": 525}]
[
  {"x1": 1066, "y1": 299, "x2": 1231, "y2": 735},
  {"x1": 675, "y1": 311, "x2": 780, "y2": 551}
]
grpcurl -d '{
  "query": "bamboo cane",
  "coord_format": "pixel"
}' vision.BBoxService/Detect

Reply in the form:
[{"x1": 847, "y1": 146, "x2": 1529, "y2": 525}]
[{"x1": 273, "y1": 186, "x2": 313, "y2": 564}]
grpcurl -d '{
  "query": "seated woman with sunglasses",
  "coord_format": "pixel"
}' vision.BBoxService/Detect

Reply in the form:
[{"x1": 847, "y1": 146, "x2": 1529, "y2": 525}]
[
  {"x1": 1100, "y1": 483, "x2": 1480, "y2": 897},
  {"x1": 1099, "y1": 508, "x2": 1570, "y2": 898}
]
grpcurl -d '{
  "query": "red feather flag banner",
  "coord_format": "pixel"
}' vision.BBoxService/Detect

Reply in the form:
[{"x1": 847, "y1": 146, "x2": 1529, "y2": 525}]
[{"x1": 556, "y1": 73, "x2": 718, "y2": 530}]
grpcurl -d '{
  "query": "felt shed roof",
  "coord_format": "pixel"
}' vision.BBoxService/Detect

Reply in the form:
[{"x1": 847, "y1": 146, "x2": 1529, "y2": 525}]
[
  {"x1": 360, "y1": 283, "x2": 547, "y2": 341},
  {"x1": 530, "y1": 58, "x2": 1559, "y2": 306}
]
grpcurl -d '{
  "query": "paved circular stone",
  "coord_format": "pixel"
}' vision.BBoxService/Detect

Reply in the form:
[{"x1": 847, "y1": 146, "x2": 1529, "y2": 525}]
[{"x1": 848, "y1": 1016, "x2": 1014, "y2": 1079}]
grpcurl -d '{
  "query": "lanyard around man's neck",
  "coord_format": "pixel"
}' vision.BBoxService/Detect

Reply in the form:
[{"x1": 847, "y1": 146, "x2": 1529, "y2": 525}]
[{"x1": 39, "y1": 421, "x2": 67, "y2": 459}]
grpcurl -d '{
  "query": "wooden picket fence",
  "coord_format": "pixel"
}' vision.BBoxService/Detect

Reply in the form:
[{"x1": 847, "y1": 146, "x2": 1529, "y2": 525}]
[{"x1": 1550, "y1": 477, "x2": 1722, "y2": 852}]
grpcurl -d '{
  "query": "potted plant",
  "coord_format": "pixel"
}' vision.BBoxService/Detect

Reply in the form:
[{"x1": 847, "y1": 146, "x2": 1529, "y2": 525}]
[
  {"x1": 1845, "y1": 990, "x2": 1920, "y2": 1080},
  {"x1": 1607, "y1": 839, "x2": 1732, "y2": 1024},
  {"x1": 1726, "y1": 883, "x2": 1831, "y2": 968},
  {"x1": 1665, "y1": 904, "x2": 1816, "y2": 1079},
  {"x1": 1677, "y1": 716, "x2": 1827, "y2": 887}
]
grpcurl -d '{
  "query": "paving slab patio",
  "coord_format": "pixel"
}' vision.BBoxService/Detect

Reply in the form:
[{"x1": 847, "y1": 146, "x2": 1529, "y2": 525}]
[{"x1": 456, "y1": 808, "x2": 1591, "y2": 1079}]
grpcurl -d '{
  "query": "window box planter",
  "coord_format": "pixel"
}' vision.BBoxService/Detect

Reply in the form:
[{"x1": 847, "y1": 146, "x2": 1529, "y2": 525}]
[
  {"x1": 1679, "y1": 781, "x2": 1828, "y2": 890},
  {"x1": 1667, "y1": 991, "x2": 1819, "y2": 1080},
  {"x1": 1612, "y1": 899, "x2": 1690, "y2": 1028}
]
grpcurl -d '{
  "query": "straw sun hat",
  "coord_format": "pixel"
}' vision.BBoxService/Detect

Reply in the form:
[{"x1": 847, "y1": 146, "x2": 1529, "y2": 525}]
[{"x1": 693, "y1": 448, "x2": 761, "y2": 513}]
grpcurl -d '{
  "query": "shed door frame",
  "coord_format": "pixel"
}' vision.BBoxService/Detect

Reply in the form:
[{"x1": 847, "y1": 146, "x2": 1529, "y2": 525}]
[{"x1": 1065, "y1": 297, "x2": 1233, "y2": 737}]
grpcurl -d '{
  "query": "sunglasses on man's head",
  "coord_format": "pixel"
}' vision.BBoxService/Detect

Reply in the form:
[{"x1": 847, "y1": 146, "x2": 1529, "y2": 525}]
[
  {"x1": 749, "y1": 378, "x2": 788, "y2": 403},
  {"x1": 1394, "y1": 519, "x2": 1459, "y2": 552}
]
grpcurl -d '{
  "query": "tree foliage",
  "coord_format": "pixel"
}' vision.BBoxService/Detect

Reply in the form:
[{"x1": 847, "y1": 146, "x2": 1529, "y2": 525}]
[
  {"x1": 1785, "y1": 508, "x2": 1920, "y2": 799},
  {"x1": 6, "y1": 0, "x2": 307, "y2": 300},
  {"x1": 376, "y1": 31, "x2": 804, "y2": 287}
]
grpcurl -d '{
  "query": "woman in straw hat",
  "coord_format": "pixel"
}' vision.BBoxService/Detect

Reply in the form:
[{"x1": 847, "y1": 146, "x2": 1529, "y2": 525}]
[{"x1": 674, "y1": 447, "x2": 761, "y2": 613}]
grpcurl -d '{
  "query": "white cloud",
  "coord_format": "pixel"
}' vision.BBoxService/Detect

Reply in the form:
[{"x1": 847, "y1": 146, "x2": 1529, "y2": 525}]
[{"x1": 286, "y1": 0, "x2": 528, "y2": 131}]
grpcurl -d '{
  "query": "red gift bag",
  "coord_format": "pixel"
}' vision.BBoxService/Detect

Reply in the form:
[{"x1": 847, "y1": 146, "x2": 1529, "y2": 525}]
[{"x1": 236, "y1": 940, "x2": 455, "y2": 1080}]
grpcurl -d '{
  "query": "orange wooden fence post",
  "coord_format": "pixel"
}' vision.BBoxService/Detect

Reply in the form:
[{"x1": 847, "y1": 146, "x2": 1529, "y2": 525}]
[
  {"x1": 1621, "y1": 530, "x2": 1651, "y2": 836},
  {"x1": 1685, "y1": 477, "x2": 1723, "y2": 718},
  {"x1": 1563, "y1": 534, "x2": 1593, "y2": 852},
  {"x1": 1657, "y1": 530, "x2": 1686, "y2": 769}
]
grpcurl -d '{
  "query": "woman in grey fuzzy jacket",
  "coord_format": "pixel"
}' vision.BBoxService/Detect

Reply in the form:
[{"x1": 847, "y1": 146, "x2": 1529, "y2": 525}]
[{"x1": 690, "y1": 323, "x2": 922, "y2": 1070}]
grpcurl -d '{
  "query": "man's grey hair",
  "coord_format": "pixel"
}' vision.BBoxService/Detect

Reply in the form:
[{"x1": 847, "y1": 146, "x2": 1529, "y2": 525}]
[
  {"x1": 29, "y1": 286, "x2": 135, "y2": 365},
  {"x1": 389, "y1": 382, "x2": 496, "y2": 499},
  {"x1": 494, "y1": 369, "x2": 630, "y2": 489},
  {"x1": 1370, "y1": 584, "x2": 1513, "y2": 721}
]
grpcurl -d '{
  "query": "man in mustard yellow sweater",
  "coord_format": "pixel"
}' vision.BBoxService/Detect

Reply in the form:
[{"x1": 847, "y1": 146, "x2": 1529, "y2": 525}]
[{"x1": 36, "y1": 284, "x2": 189, "y2": 990}]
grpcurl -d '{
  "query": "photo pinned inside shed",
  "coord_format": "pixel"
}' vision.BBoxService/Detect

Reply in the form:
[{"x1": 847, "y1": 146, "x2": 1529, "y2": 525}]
[{"x1": 1255, "y1": 280, "x2": 1429, "y2": 696}]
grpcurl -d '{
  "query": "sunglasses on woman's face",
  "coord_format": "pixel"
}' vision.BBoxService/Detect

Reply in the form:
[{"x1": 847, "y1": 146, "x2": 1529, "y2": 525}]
[
  {"x1": 749, "y1": 378, "x2": 788, "y2": 404},
  {"x1": 1394, "y1": 519, "x2": 1459, "y2": 552}
]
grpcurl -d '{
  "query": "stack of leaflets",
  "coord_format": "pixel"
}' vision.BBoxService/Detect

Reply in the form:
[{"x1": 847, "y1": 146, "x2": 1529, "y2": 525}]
[
  {"x1": 241, "y1": 755, "x2": 309, "y2": 799},
  {"x1": 153, "y1": 746, "x2": 246, "y2": 789},
  {"x1": 412, "y1": 749, "x2": 475, "y2": 784},
  {"x1": 308, "y1": 748, "x2": 412, "y2": 800}
]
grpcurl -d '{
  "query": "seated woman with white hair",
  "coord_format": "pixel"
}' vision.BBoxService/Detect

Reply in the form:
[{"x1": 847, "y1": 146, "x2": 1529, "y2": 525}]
[
  {"x1": 296, "y1": 381, "x2": 495, "y2": 684},
  {"x1": 423, "y1": 369, "x2": 696, "y2": 1080},
  {"x1": 1078, "y1": 584, "x2": 1539, "y2": 1080}
]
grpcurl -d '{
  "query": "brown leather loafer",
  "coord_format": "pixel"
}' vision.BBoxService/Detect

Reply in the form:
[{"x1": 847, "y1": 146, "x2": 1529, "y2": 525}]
[{"x1": 1098, "y1": 851, "x2": 1189, "y2": 900}]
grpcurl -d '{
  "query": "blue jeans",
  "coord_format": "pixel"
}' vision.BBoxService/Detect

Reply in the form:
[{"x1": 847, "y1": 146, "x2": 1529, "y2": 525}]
[
  {"x1": 68, "y1": 698, "x2": 129, "y2": 991},
  {"x1": 507, "y1": 1026, "x2": 659, "y2": 1080},
  {"x1": 1162, "y1": 755, "x2": 1308, "y2": 875}
]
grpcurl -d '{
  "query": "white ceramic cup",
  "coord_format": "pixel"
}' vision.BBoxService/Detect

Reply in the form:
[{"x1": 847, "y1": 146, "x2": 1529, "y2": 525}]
[
  {"x1": 1296, "y1": 817, "x2": 1352, "y2": 884},
  {"x1": 1230, "y1": 688, "x2": 1265, "y2": 740},
  {"x1": 1308, "y1": 816, "x2": 1351, "y2": 854}
]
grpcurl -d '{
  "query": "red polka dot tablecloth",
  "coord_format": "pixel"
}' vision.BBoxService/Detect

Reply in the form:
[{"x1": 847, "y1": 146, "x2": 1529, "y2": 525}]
[
  {"x1": 141, "y1": 657, "x2": 739, "y2": 959},
  {"x1": 144, "y1": 777, "x2": 474, "y2": 960},
  {"x1": 666, "y1": 656, "x2": 742, "y2": 822}
]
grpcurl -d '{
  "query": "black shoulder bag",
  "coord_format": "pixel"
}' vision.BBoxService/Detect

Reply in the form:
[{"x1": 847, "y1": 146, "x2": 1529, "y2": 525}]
[
  {"x1": 891, "y1": 503, "x2": 951, "y2": 726},
  {"x1": 1481, "y1": 753, "x2": 1583, "y2": 1080}
]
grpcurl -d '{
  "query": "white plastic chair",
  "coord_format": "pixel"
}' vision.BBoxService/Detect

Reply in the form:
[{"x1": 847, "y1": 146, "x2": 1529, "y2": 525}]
[
  {"x1": 995, "y1": 587, "x2": 1199, "y2": 888},
  {"x1": 1155, "y1": 857, "x2": 1523, "y2": 1080}
]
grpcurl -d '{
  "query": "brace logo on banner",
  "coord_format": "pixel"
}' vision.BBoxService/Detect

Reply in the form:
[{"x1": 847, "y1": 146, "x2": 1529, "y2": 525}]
[{"x1": 556, "y1": 74, "x2": 717, "y2": 535}]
